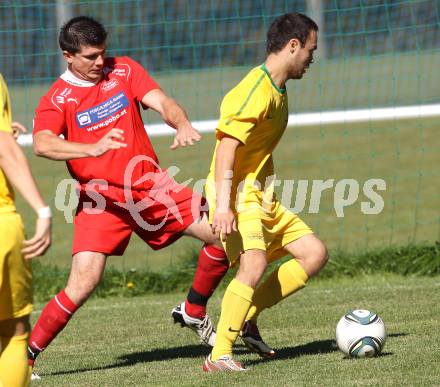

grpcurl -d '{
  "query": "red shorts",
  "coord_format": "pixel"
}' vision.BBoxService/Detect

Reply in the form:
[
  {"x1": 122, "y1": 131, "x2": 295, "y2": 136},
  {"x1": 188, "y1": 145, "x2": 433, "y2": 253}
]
[{"x1": 72, "y1": 173, "x2": 205, "y2": 256}]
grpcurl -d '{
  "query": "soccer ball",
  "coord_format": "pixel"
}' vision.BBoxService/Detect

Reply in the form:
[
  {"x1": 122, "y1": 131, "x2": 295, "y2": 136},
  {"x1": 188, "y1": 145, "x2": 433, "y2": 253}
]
[{"x1": 336, "y1": 309, "x2": 386, "y2": 358}]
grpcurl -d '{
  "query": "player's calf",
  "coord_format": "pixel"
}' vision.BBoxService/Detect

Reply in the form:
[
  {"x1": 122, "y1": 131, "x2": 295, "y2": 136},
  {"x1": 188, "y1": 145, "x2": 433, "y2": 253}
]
[{"x1": 27, "y1": 289, "x2": 79, "y2": 367}]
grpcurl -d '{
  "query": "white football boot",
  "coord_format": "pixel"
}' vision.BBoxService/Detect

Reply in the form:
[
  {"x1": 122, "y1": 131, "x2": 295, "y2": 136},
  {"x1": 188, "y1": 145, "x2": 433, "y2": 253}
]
[{"x1": 171, "y1": 302, "x2": 216, "y2": 347}]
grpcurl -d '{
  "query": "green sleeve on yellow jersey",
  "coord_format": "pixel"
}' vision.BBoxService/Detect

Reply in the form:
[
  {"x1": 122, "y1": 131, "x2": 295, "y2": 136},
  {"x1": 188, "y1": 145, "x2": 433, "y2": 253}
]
[{"x1": 216, "y1": 71, "x2": 269, "y2": 144}]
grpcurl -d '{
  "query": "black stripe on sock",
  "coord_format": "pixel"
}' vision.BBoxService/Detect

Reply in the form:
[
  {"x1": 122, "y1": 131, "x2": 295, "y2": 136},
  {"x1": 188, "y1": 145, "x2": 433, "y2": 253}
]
[
  {"x1": 187, "y1": 287, "x2": 209, "y2": 306},
  {"x1": 27, "y1": 345, "x2": 41, "y2": 361}
]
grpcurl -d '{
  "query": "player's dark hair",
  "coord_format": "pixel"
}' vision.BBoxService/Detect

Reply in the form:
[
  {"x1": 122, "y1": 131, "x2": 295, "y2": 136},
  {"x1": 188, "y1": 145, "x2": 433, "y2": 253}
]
[
  {"x1": 266, "y1": 13, "x2": 318, "y2": 54},
  {"x1": 59, "y1": 16, "x2": 107, "y2": 53}
]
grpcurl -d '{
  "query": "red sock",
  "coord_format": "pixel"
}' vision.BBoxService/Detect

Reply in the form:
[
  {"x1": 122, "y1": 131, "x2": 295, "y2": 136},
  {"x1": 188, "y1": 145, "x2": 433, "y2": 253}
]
[
  {"x1": 185, "y1": 244, "x2": 229, "y2": 318},
  {"x1": 28, "y1": 289, "x2": 79, "y2": 365}
]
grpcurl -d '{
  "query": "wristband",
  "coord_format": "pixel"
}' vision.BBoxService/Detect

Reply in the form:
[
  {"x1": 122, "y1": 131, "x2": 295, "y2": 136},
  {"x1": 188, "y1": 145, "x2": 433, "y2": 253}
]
[{"x1": 37, "y1": 206, "x2": 52, "y2": 219}]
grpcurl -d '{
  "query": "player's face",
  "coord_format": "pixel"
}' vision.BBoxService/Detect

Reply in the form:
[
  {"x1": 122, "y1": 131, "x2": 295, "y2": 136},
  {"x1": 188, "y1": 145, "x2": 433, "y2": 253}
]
[
  {"x1": 63, "y1": 44, "x2": 106, "y2": 83},
  {"x1": 289, "y1": 30, "x2": 318, "y2": 79}
]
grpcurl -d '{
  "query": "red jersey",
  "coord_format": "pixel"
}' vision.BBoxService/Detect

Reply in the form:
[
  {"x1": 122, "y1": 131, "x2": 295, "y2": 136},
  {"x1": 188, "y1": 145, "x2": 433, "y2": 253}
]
[{"x1": 34, "y1": 56, "x2": 160, "y2": 189}]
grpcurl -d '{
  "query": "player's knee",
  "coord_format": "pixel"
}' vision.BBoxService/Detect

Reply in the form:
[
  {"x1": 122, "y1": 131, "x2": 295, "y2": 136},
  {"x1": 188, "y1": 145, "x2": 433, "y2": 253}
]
[
  {"x1": 310, "y1": 239, "x2": 328, "y2": 267},
  {"x1": 296, "y1": 239, "x2": 328, "y2": 277},
  {"x1": 236, "y1": 250, "x2": 267, "y2": 288},
  {"x1": 317, "y1": 241, "x2": 329, "y2": 267},
  {"x1": 250, "y1": 261, "x2": 267, "y2": 283},
  {"x1": 236, "y1": 270, "x2": 266, "y2": 288},
  {"x1": 66, "y1": 278, "x2": 100, "y2": 305},
  {"x1": 81, "y1": 279, "x2": 101, "y2": 300}
]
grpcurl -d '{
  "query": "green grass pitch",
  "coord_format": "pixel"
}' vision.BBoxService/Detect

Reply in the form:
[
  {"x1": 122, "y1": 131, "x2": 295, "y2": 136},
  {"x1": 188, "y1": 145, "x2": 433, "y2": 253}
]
[{"x1": 31, "y1": 274, "x2": 440, "y2": 386}]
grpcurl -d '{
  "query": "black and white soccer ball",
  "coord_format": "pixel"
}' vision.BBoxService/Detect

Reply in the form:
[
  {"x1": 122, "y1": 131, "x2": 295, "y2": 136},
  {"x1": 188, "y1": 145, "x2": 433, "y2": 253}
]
[{"x1": 336, "y1": 309, "x2": 386, "y2": 358}]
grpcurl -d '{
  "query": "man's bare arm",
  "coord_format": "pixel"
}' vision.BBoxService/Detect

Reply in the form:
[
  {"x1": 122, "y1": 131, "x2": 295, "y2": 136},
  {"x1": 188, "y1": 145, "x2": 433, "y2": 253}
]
[
  {"x1": 0, "y1": 131, "x2": 51, "y2": 258},
  {"x1": 33, "y1": 129, "x2": 127, "y2": 161},
  {"x1": 141, "y1": 89, "x2": 201, "y2": 149},
  {"x1": 212, "y1": 135, "x2": 241, "y2": 240}
]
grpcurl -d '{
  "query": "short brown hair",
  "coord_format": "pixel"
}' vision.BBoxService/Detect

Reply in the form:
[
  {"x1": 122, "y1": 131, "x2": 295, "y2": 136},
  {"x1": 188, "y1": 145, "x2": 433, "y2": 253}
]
[
  {"x1": 59, "y1": 16, "x2": 107, "y2": 53},
  {"x1": 266, "y1": 13, "x2": 318, "y2": 54}
]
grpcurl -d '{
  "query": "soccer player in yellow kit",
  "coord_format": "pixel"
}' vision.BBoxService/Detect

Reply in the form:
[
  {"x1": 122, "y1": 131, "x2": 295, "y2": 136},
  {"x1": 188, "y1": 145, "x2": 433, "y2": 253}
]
[
  {"x1": 203, "y1": 13, "x2": 328, "y2": 371},
  {"x1": 0, "y1": 74, "x2": 51, "y2": 386}
]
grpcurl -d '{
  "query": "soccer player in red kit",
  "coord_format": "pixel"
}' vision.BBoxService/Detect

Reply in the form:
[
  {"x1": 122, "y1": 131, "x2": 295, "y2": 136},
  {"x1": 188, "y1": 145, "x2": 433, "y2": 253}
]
[{"x1": 27, "y1": 16, "x2": 228, "y2": 374}]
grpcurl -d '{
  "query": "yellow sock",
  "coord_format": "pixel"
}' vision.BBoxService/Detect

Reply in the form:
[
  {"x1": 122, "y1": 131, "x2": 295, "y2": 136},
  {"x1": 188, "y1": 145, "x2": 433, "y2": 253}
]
[
  {"x1": 245, "y1": 259, "x2": 308, "y2": 321},
  {"x1": 0, "y1": 333, "x2": 30, "y2": 387},
  {"x1": 211, "y1": 278, "x2": 254, "y2": 361}
]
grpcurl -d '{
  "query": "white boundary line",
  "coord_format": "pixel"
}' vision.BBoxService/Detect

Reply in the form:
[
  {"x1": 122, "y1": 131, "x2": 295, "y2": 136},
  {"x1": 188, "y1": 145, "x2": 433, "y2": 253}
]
[{"x1": 17, "y1": 103, "x2": 440, "y2": 146}]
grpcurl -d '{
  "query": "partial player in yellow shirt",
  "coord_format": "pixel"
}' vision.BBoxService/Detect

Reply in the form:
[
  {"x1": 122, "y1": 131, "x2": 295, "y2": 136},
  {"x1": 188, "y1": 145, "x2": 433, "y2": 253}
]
[
  {"x1": 0, "y1": 74, "x2": 51, "y2": 386},
  {"x1": 203, "y1": 13, "x2": 328, "y2": 372}
]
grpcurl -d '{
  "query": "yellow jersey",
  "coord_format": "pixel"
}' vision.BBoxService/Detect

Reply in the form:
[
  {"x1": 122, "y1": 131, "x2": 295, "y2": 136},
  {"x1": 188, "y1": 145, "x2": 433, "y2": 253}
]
[
  {"x1": 0, "y1": 73, "x2": 15, "y2": 213},
  {"x1": 206, "y1": 64, "x2": 288, "y2": 221}
]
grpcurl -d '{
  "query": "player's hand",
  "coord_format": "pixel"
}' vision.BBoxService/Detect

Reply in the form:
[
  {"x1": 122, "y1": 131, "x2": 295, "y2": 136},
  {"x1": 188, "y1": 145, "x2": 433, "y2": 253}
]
[
  {"x1": 22, "y1": 217, "x2": 52, "y2": 259},
  {"x1": 90, "y1": 128, "x2": 127, "y2": 157},
  {"x1": 11, "y1": 122, "x2": 27, "y2": 140},
  {"x1": 170, "y1": 125, "x2": 201, "y2": 150},
  {"x1": 212, "y1": 208, "x2": 237, "y2": 242}
]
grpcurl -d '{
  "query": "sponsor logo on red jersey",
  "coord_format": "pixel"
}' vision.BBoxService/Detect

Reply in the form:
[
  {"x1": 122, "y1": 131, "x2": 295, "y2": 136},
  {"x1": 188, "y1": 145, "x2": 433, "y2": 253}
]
[
  {"x1": 75, "y1": 91, "x2": 129, "y2": 130},
  {"x1": 101, "y1": 78, "x2": 119, "y2": 92}
]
